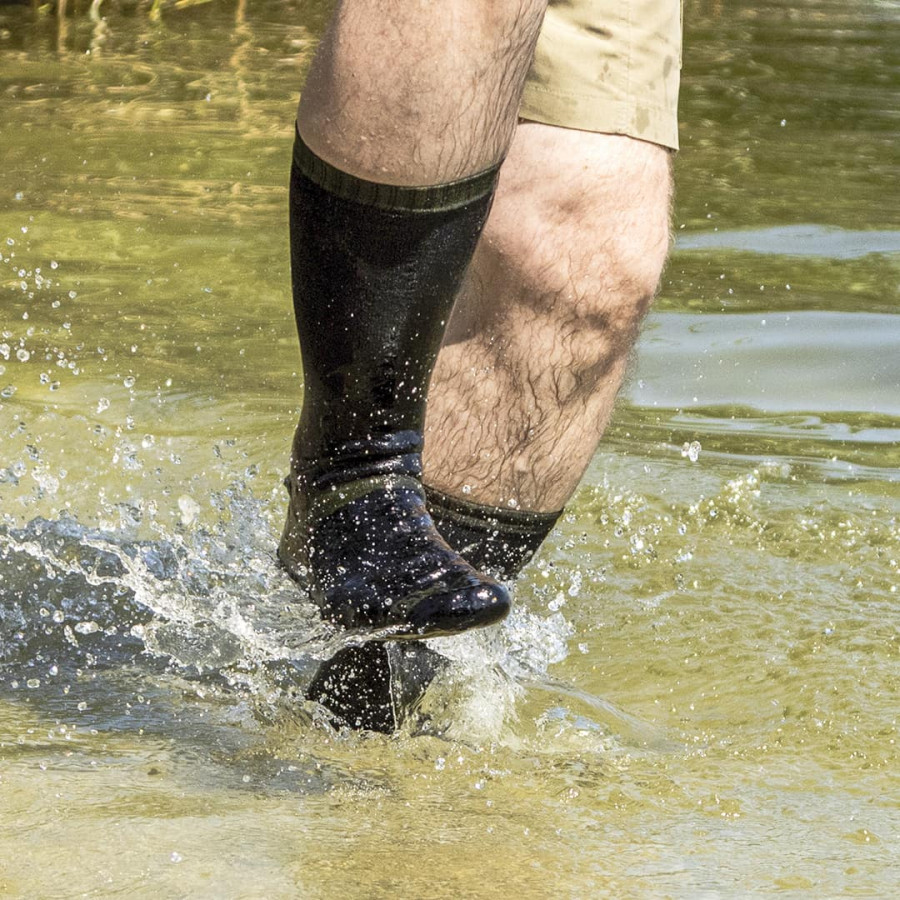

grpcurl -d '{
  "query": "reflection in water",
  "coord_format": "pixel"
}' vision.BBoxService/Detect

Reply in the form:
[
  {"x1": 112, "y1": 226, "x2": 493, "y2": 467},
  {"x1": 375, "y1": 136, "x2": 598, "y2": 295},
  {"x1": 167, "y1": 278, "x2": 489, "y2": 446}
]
[
  {"x1": 676, "y1": 224, "x2": 900, "y2": 258},
  {"x1": 1, "y1": 0, "x2": 899, "y2": 895}
]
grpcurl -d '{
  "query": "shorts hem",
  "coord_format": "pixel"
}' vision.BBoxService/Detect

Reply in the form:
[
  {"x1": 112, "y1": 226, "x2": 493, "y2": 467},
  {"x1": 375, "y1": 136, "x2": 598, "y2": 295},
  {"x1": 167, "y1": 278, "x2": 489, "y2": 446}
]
[{"x1": 520, "y1": 84, "x2": 680, "y2": 151}]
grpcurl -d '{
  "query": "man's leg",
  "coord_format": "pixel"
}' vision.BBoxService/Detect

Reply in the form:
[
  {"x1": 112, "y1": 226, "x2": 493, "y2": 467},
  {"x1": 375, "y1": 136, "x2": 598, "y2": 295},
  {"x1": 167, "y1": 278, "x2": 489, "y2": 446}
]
[
  {"x1": 279, "y1": 1, "x2": 550, "y2": 639},
  {"x1": 422, "y1": 0, "x2": 682, "y2": 540},
  {"x1": 304, "y1": 126, "x2": 672, "y2": 733},
  {"x1": 291, "y1": 0, "x2": 681, "y2": 730},
  {"x1": 424, "y1": 122, "x2": 673, "y2": 516},
  {"x1": 296, "y1": 1, "x2": 547, "y2": 186}
]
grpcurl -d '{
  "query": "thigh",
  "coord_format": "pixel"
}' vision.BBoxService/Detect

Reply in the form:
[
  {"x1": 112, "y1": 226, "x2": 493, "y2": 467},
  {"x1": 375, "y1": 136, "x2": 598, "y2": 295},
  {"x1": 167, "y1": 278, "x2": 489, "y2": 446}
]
[{"x1": 522, "y1": 0, "x2": 682, "y2": 150}]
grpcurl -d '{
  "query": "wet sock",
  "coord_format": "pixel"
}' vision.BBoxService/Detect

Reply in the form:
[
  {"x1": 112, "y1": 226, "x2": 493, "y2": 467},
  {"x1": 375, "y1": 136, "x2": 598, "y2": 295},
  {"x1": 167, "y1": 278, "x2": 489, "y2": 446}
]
[
  {"x1": 424, "y1": 485, "x2": 562, "y2": 578},
  {"x1": 306, "y1": 489, "x2": 561, "y2": 732},
  {"x1": 306, "y1": 640, "x2": 447, "y2": 734},
  {"x1": 281, "y1": 131, "x2": 509, "y2": 639}
]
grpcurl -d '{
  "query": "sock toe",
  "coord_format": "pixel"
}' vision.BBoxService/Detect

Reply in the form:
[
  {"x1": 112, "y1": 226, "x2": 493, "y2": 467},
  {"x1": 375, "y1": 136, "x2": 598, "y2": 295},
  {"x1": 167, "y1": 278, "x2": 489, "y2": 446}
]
[
  {"x1": 304, "y1": 476, "x2": 511, "y2": 638},
  {"x1": 406, "y1": 579, "x2": 510, "y2": 636}
]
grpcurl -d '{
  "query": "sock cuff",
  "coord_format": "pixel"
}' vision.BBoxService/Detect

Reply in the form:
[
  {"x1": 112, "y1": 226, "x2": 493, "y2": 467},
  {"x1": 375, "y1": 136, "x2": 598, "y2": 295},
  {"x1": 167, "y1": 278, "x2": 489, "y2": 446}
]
[
  {"x1": 292, "y1": 127, "x2": 501, "y2": 212},
  {"x1": 424, "y1": 484, "x2": 562, "y2": 579},
  {"x1": 423, "y1": 484, "x2": 562, "y2": 537}
]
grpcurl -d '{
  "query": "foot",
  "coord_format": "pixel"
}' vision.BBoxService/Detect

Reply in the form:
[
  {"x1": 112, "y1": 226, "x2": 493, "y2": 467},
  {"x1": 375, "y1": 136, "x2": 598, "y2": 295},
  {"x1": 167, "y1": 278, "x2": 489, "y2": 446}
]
[
  {"x1": 306, "y1": 640, "x2": 449, "y2": 732},
  {"x1": 279, "y1": 473, "x2": 510, "y2": 639}
]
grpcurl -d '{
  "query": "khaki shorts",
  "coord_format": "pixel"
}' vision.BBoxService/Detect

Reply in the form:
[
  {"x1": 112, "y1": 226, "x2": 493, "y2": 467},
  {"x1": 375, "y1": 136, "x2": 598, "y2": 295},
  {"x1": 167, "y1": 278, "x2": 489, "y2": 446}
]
[{"x1": 522, "y1": 0, "x2": 682, "y2": 150}]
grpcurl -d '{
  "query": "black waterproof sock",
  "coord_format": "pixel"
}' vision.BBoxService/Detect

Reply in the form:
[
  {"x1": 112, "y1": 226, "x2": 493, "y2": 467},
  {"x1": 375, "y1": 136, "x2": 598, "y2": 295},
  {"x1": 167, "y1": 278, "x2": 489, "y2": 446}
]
[
  {"x1": 280, "y1": 131, "x2": 509, "y2": 639},
  {"x1": 305, "y1": 640, "x2": 447, "y2": 734},
  {"x1": 306, "y1": 491, "x2": 561, "y2": 733},
  {"x1": 424, "y1": 485, "x2": 562, "y2": 578}
]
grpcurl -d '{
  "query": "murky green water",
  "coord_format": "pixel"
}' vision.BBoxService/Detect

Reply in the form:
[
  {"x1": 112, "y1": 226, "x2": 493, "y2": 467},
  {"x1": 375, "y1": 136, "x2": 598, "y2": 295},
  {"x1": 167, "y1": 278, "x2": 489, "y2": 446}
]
[{"x1": 1, "y1": 0, "x2": 898, "y2": 896}]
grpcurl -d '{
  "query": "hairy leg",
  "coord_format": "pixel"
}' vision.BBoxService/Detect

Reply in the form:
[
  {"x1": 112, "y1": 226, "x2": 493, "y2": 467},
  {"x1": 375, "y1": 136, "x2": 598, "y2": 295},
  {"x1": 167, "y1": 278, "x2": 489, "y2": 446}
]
[
  {"x1": 424, "y1": 122, "x2": 673, "y2": 513},
  {"x1": 282, "y1": 1, "x2": 554, "y2": 638},
  {"x1": 298, "y1": 0, "x2": 547, "y2": 183}
]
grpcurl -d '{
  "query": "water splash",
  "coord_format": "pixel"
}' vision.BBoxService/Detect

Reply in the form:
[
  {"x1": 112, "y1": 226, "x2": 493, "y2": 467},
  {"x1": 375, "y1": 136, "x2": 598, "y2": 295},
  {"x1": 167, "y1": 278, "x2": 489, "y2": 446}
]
[
  {"x1": 0, "y1": 494, "x2": 328, "y2": 687},
  {"x1": 0, "y1": 487, "x2": 608, "y2": 748}
]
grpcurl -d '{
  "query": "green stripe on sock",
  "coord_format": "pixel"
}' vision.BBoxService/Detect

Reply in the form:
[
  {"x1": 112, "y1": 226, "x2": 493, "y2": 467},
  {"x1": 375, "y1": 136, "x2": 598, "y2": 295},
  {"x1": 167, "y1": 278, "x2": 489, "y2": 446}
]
[
  {"x1": 423, "y1": 484, "x2": 562, "y2": 536},
  {"x1": 308, "y1": 474, "x2": 424, "y2": 523},
  {"x1": 292, "y1": 129, "x2": 500, "y2": 212}
]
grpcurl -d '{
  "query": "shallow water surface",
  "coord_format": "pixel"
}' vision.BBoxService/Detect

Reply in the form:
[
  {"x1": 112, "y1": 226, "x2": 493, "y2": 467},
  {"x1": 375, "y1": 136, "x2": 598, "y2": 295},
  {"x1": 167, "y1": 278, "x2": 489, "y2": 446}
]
[{"x1": 1, "y1": 0, "x2": 899, "y2": 897}]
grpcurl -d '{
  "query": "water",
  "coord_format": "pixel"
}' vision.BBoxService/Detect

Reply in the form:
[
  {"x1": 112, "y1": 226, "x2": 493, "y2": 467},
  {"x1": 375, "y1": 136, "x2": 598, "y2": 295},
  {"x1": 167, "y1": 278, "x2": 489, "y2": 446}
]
[{"x1": 1, "y1": 0, "x2": 899, "y2": 896}]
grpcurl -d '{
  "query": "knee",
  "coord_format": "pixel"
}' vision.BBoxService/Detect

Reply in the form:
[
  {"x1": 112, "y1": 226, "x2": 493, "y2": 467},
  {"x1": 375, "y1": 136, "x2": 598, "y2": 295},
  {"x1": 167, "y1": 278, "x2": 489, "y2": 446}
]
[{"x1": 484, "y1": 125, "x2": 672, "y2": 350}]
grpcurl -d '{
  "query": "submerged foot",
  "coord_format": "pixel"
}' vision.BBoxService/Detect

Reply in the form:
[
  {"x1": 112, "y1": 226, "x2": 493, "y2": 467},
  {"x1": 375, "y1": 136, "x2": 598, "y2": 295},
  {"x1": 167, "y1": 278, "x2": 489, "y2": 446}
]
[
  {"x1": 279, "y1": 473, "x2": 510, "y2": 639},
  {"x1": 305, "y1": 640, "x2": 449, "y2": 732}
]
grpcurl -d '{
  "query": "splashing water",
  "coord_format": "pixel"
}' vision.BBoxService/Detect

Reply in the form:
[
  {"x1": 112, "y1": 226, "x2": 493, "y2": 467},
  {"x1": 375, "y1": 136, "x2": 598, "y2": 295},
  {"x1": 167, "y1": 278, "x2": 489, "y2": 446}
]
[{"x1": 0, "y1": 487, "x2": 609, "y2": 750}]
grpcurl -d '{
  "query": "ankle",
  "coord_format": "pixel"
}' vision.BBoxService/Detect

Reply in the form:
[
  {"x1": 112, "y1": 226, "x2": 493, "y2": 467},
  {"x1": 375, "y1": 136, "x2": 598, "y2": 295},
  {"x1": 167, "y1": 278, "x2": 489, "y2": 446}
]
[{"x1": 290, "y1": 433, "x2": 425, "y2": 493}]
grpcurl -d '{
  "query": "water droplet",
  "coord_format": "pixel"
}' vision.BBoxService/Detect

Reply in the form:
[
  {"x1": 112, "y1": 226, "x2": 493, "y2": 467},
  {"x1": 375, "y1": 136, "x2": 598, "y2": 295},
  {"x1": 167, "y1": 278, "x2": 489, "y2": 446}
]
[
  {"x1": 567, "y1": 570, "x2": 582, "y2": 597},
  {"x1": 681, "y1": 441, "x2": 702, "y2": 463},
  {"x1": 548, "y1": 593, "x2": 566, "y2": 612},
  {"x1": 178, "y1": 495, "x2": 201, "y2": 526}
]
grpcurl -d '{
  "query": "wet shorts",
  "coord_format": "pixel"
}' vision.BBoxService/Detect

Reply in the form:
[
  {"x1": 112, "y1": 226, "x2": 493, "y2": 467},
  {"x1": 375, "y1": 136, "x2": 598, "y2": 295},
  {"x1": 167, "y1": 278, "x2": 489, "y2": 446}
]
[{"x1": 521, "y1": 0, "x2": 682, "y2": 150}]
